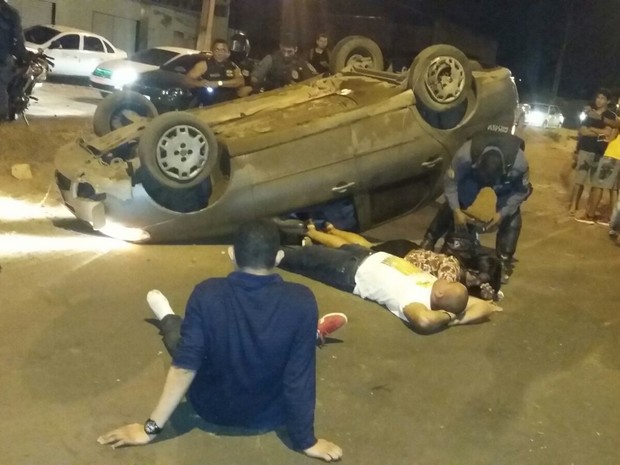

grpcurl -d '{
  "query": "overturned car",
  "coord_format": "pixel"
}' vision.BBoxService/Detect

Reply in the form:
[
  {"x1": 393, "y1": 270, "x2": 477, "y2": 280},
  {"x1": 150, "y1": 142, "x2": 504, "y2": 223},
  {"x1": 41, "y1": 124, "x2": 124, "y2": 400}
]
[{"x1": 54, "y1": 44, "x2": 518, "y2": 243}]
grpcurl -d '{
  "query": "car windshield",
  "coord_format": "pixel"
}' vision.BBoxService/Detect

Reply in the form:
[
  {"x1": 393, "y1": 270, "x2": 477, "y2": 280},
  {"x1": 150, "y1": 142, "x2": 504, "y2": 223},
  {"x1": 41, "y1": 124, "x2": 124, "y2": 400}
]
[
  {"x1": 129, "y1": 48, "x2": 180, "y2": 66},
  {"x1": 24, "y1": 25, "x2": 60, "y2": 44}
]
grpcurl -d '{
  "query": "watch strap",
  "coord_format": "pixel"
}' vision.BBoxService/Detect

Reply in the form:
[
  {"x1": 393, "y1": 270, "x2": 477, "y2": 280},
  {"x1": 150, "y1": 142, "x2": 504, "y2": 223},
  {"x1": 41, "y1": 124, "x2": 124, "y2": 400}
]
[{"x1": 144, "y1": 418, "x2": 163, "y2": 435}]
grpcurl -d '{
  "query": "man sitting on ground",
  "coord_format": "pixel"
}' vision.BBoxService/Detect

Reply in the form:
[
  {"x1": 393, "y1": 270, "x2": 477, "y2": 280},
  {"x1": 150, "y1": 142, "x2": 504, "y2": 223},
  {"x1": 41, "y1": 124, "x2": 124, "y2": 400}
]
[
  {"x1": 97, "y1": 220, "x2": 344, "y2": 462},
  {"x1": 279, "y1": 241, "x2": 501, "y2": 334}
]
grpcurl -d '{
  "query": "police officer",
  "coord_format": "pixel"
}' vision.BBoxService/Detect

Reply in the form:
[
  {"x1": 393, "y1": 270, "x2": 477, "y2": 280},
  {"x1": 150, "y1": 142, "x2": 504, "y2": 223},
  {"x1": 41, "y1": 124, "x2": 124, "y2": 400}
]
[
  {"x1": 0, "y1": 0, "x2": 28, "y2": 121},
  {"x1": 420, "y1": 128, "x2": 532, "y2": 283},
  {"x1": 229, "y1": 32, "x2": 255, "y2": 98},
  {"x1": 251, "y1": 33, "x2": 317, "y2": 92},
  {"x1": 185, "y1": 38, "x2": 244, "y2": 106}
]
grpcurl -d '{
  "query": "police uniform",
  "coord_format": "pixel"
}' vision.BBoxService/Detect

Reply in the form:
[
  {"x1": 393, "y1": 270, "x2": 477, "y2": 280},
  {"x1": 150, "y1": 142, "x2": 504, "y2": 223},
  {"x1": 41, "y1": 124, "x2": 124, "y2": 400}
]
[
  {"x1": 196, "y1": 57, "x2": 240, "y2": 105},
  {"x1": 421, "y1": 129, "x2": 531, "y2": 279},
  {"x1": 253, "y1": 51, "x2": 317, "y2": 91}
]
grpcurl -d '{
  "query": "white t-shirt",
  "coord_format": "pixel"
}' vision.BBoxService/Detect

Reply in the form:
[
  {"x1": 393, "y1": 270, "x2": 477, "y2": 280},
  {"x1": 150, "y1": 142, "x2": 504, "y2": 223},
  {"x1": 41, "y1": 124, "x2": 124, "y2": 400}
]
[{"x1": 353, "y1": 252, "x2": 437, "y2": 321}]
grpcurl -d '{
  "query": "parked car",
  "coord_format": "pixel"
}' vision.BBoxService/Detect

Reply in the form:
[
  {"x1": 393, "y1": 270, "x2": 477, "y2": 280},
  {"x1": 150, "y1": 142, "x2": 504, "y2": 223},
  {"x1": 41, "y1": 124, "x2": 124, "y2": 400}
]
[
  {"x1": 522, "y1": 103, "x2": 564, "y2": 128},
  {"x1": 89, "y1": 46, "x2": 201, "y2": 95},
  {"x1": 23, "y1": 24, "x2": 127, "y2": 77},
  {"x1": 54, "y1": 44, "x2": 518, "y2": 243}
]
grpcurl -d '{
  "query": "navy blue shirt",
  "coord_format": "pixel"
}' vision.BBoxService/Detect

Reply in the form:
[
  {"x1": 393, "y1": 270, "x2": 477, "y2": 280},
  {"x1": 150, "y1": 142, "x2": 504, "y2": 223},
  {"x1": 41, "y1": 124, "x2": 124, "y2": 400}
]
[{"x1": 172, "y1": 271, "x2": 318, "y2": 450}]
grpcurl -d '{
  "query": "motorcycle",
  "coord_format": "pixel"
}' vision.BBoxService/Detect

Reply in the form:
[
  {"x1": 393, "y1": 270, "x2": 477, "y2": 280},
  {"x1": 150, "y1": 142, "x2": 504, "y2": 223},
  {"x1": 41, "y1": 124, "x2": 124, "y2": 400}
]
[{"x1": 6, "y1": 49, "x2": 54, "y2": 124}]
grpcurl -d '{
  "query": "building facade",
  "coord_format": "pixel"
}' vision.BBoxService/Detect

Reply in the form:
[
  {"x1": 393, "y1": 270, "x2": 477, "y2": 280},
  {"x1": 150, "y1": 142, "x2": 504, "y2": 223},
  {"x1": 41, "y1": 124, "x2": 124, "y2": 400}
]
[{"x1": 10, "y1": 0, "x2": 230, "y2": 53}]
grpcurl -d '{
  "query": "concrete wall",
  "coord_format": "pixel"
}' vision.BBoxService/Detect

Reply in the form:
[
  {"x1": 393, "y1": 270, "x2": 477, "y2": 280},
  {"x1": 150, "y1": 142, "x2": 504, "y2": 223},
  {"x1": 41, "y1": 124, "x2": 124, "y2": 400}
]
[{"x1": 12, "y1": 0, "x2": 230, "y2": 53}]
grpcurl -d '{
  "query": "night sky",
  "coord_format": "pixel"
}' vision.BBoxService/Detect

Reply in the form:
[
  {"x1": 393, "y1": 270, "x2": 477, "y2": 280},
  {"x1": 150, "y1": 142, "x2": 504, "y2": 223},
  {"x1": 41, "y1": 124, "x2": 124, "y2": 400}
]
[{"x1": 230, "y1": 0, "x2": 620, "y2": 101}]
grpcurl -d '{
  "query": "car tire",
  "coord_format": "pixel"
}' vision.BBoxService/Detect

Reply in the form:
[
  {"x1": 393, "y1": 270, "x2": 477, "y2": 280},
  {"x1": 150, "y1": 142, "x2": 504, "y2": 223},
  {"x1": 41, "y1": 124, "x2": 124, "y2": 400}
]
[
  {"x1": 408, "y1": 45, "x2": 472, "y2": 112},
  {"x1": 137, "y1": 112, "x2": 218, "y2": 189},
  {"x1": 329, "y1": 36, "x2": 384, "y2": 74},
  {"x1": 93, "y1": 90, "x2": 158, "y2": 136}
]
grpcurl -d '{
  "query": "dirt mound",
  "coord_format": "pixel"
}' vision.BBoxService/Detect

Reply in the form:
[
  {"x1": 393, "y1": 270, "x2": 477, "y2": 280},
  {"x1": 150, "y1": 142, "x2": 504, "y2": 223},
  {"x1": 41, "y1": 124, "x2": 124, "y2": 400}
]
[{"x1": 0, "y1": 117, "x2": 92, "y2": 202}]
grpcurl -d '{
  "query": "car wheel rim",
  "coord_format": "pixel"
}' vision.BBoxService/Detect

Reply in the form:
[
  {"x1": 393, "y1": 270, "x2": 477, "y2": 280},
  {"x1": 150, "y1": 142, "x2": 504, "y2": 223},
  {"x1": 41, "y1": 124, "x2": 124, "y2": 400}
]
[
  {"x1": 346, "y1": 53, "x2": 374, "y2": 69},
  {"x1": 424, "y1": 56, "x2": 466, "y2": 104},
  {"x1": 156, "y1": 125, "x2": 209, "y2": 182}
]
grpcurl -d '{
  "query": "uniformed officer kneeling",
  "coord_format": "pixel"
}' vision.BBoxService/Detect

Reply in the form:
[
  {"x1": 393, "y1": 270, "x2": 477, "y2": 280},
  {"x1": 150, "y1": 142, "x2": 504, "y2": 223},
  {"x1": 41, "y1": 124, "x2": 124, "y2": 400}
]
[{"x1": 420, "y1": 127, "x2": 532, "y2": 283}]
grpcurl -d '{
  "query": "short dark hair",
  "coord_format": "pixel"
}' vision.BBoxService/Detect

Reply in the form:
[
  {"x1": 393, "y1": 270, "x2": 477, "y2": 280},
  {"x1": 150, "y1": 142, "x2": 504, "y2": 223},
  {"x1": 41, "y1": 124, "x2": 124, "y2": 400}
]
[
  {"x1": 211, "y1": 38, "x2": 229, "y2": 50},
  {"x1": 233, "y1": 219, "x2": 281, "y2": 269},
  {"x1": 477, "y1": 148, "x2": 504, "y2": 185},
  {"x1": 596, "y1": 88, "x2": 612, "y2": 101},
  {"x1": 317, "y1": 32, "x2": 328, "y2": 40}
]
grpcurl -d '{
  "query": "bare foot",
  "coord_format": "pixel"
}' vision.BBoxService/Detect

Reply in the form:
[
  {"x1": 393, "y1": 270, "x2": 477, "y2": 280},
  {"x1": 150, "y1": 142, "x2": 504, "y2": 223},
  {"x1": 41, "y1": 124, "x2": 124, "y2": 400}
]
[{"x1": 324, "y1": 222, "x2": 335, "y2": 233}]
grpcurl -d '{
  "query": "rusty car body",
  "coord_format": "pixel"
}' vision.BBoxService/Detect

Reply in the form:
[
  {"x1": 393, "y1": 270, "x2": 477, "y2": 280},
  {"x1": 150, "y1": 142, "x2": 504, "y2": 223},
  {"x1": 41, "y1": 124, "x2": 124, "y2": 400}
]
[{"x1": 54, "y1": 44, "x2": 518, "y2": 242}]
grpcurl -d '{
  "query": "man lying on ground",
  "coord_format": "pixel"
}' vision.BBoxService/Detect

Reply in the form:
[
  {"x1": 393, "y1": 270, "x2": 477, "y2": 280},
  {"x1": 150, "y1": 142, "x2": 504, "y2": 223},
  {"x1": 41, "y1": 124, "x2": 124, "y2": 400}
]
[
  {"x1": 279, "y1": 241, "x2": 502, "y2": 334},
  {"x1": 97, "y1": 220, "x2": 345, "y2": 462},
  {"x1": 304, "y1": 222, "x2": 502, "y2": 301}
]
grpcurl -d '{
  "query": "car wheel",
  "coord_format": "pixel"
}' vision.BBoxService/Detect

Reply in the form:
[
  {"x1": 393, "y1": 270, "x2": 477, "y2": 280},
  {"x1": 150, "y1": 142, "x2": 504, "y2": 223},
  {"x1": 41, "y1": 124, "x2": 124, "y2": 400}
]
[
  {"x1": 330, "y1": 36, "x2": 384, "y2": 74},
  {"x1": 93, "y1": 90, "x2": 158, "y2": 136},
  {"x1": 138, "y1": 112, "x2": 218, "y2": 189},
  {"x1": 408, "y1": 45, "x2": 472, "y2": 112}
]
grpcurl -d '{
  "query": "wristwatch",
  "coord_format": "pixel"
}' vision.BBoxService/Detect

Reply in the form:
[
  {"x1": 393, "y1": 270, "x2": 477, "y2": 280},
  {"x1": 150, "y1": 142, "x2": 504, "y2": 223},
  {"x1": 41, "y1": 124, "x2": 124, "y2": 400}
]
[
  {"x1": 144, "y1": 418, "x2": 163, "y2": 435},
  {"x1": 217, "y1": 80, "x2": 223, "y2": 87}
]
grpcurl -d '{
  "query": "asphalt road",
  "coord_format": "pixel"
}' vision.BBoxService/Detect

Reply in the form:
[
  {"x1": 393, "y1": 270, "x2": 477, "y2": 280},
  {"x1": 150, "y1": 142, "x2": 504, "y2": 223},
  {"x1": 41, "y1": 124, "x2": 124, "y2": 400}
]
[{"x1": 0, "y1": 83, "x2": 618, "y2": 465}]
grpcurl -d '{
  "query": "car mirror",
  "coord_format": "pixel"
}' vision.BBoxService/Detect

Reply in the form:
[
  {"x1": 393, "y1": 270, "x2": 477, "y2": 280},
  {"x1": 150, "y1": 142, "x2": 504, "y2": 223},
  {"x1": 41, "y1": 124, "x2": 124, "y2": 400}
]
[{"x1": 49, "y1": 40, "x2": 61, "y2": 49}]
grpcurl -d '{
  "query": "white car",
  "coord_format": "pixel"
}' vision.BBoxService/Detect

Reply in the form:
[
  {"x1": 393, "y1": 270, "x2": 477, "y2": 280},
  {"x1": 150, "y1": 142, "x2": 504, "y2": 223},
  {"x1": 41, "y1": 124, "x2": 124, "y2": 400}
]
[
  {"x1": 523, "y1": 103, "x2": 564, "y2": 128},
  {"x1": 89, "y1": 46, "x2": 201, "y2": 95},
  {"x1": 24, "y1": 25, "x2": 127, "y2": 77}
]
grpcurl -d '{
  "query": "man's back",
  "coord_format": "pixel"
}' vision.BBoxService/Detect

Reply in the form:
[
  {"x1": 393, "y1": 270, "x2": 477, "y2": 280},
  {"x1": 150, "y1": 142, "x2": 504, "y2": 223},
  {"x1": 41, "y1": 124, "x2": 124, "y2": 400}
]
[{"x1": 173, "y1": 271, "x2": 318, "y2": 447}]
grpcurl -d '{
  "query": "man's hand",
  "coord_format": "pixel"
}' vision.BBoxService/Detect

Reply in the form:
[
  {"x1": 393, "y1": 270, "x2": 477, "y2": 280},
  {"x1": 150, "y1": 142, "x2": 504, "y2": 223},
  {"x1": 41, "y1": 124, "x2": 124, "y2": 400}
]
[
  {"x1": 453, "y1": 209, "x2": 468, "y2": 230},
  {"x1": 485, "y1": 212, "x2": 502, "y2": 231},
  {"x1": 97, "y1": 423, "x2": 154, "y2": 449},
  {"x1": 303, "y1": 438, "x2": 343, "y2": 462}
]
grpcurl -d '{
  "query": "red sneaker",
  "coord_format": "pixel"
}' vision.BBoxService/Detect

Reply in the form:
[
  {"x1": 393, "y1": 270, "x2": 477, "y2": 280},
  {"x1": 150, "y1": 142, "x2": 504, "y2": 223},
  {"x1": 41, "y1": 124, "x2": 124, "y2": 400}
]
[{"x1": 317, "y1": 313, "x2": 348, "y2": 345}]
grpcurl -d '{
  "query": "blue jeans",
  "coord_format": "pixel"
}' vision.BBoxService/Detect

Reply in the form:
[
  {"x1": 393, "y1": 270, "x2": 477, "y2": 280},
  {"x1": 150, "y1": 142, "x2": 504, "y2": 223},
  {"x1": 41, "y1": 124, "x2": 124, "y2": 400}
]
[{"x1": 279, "y1": 244, "x2": 373, "y2": 292}]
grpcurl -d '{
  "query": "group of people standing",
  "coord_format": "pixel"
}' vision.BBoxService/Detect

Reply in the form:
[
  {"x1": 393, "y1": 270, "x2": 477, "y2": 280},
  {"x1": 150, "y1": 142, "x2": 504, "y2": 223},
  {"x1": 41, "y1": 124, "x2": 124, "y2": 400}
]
[
  {"x1": 570, "y1": 88, "x2": 620, "y2": 242},
  {"x1": 184, "y1": 32, "x2": 331, "y2": 107}
]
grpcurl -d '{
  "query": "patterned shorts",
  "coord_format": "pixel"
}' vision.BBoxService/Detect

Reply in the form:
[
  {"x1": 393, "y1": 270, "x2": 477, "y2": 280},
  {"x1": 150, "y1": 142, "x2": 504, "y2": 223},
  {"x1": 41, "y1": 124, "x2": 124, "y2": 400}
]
[
  {"x1": 591, "y1": 156, "x2": 620, "y2": 189},
  {"x1": 403, "y1": 249, "x2": 461, "y2": 282}
]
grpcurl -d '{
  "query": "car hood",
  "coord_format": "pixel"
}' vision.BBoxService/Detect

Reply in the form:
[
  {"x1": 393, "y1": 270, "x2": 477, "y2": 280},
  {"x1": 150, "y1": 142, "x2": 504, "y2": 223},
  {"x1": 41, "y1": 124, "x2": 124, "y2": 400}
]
[
  {"x1": 25, "y1": 41, "x2": 45, "y2": 52},
  {"x1": 93, "y1": 59, "x2": 159, "y2": 75},
  {"x1": 132, "y1": 69, "x2": 188, "y2": 89}
]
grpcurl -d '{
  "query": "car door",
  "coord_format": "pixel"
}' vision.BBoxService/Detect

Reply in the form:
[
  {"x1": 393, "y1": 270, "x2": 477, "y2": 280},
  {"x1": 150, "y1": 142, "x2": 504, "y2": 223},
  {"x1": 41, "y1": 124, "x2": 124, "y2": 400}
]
[
  {"x1": 47, "y1": 33, "x2": 81, "y2": 76},
  {"x1": 353, "y1": 103, "x2": 449, "y2": 228},
  {"x1": 81, "y1": 35, "x2": 108, "y2": 76}
]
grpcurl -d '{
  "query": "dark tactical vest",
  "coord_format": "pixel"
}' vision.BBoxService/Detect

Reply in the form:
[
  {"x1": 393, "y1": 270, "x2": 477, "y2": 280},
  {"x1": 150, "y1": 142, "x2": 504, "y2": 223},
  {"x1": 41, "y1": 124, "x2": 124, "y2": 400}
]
[
  {"x1": 267, "y1": 52, "x2": 306, "y2": 89},
  {"x1": 202, "y1": 57, "x2": 237, "y2": 82}
]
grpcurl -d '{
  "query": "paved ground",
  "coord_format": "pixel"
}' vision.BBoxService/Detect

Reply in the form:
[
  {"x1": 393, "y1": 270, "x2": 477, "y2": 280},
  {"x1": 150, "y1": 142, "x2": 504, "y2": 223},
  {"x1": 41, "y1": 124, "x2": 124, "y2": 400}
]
[{"x1": 0, "y1": 84, "x2": 618, "y2": 465}]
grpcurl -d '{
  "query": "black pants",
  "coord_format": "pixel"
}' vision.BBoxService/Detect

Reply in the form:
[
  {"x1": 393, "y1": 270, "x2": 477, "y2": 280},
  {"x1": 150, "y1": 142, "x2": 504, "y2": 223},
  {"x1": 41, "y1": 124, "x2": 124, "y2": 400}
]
[{"x1": 424, "y1": 203, "x2": 522, "y2": 260}]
